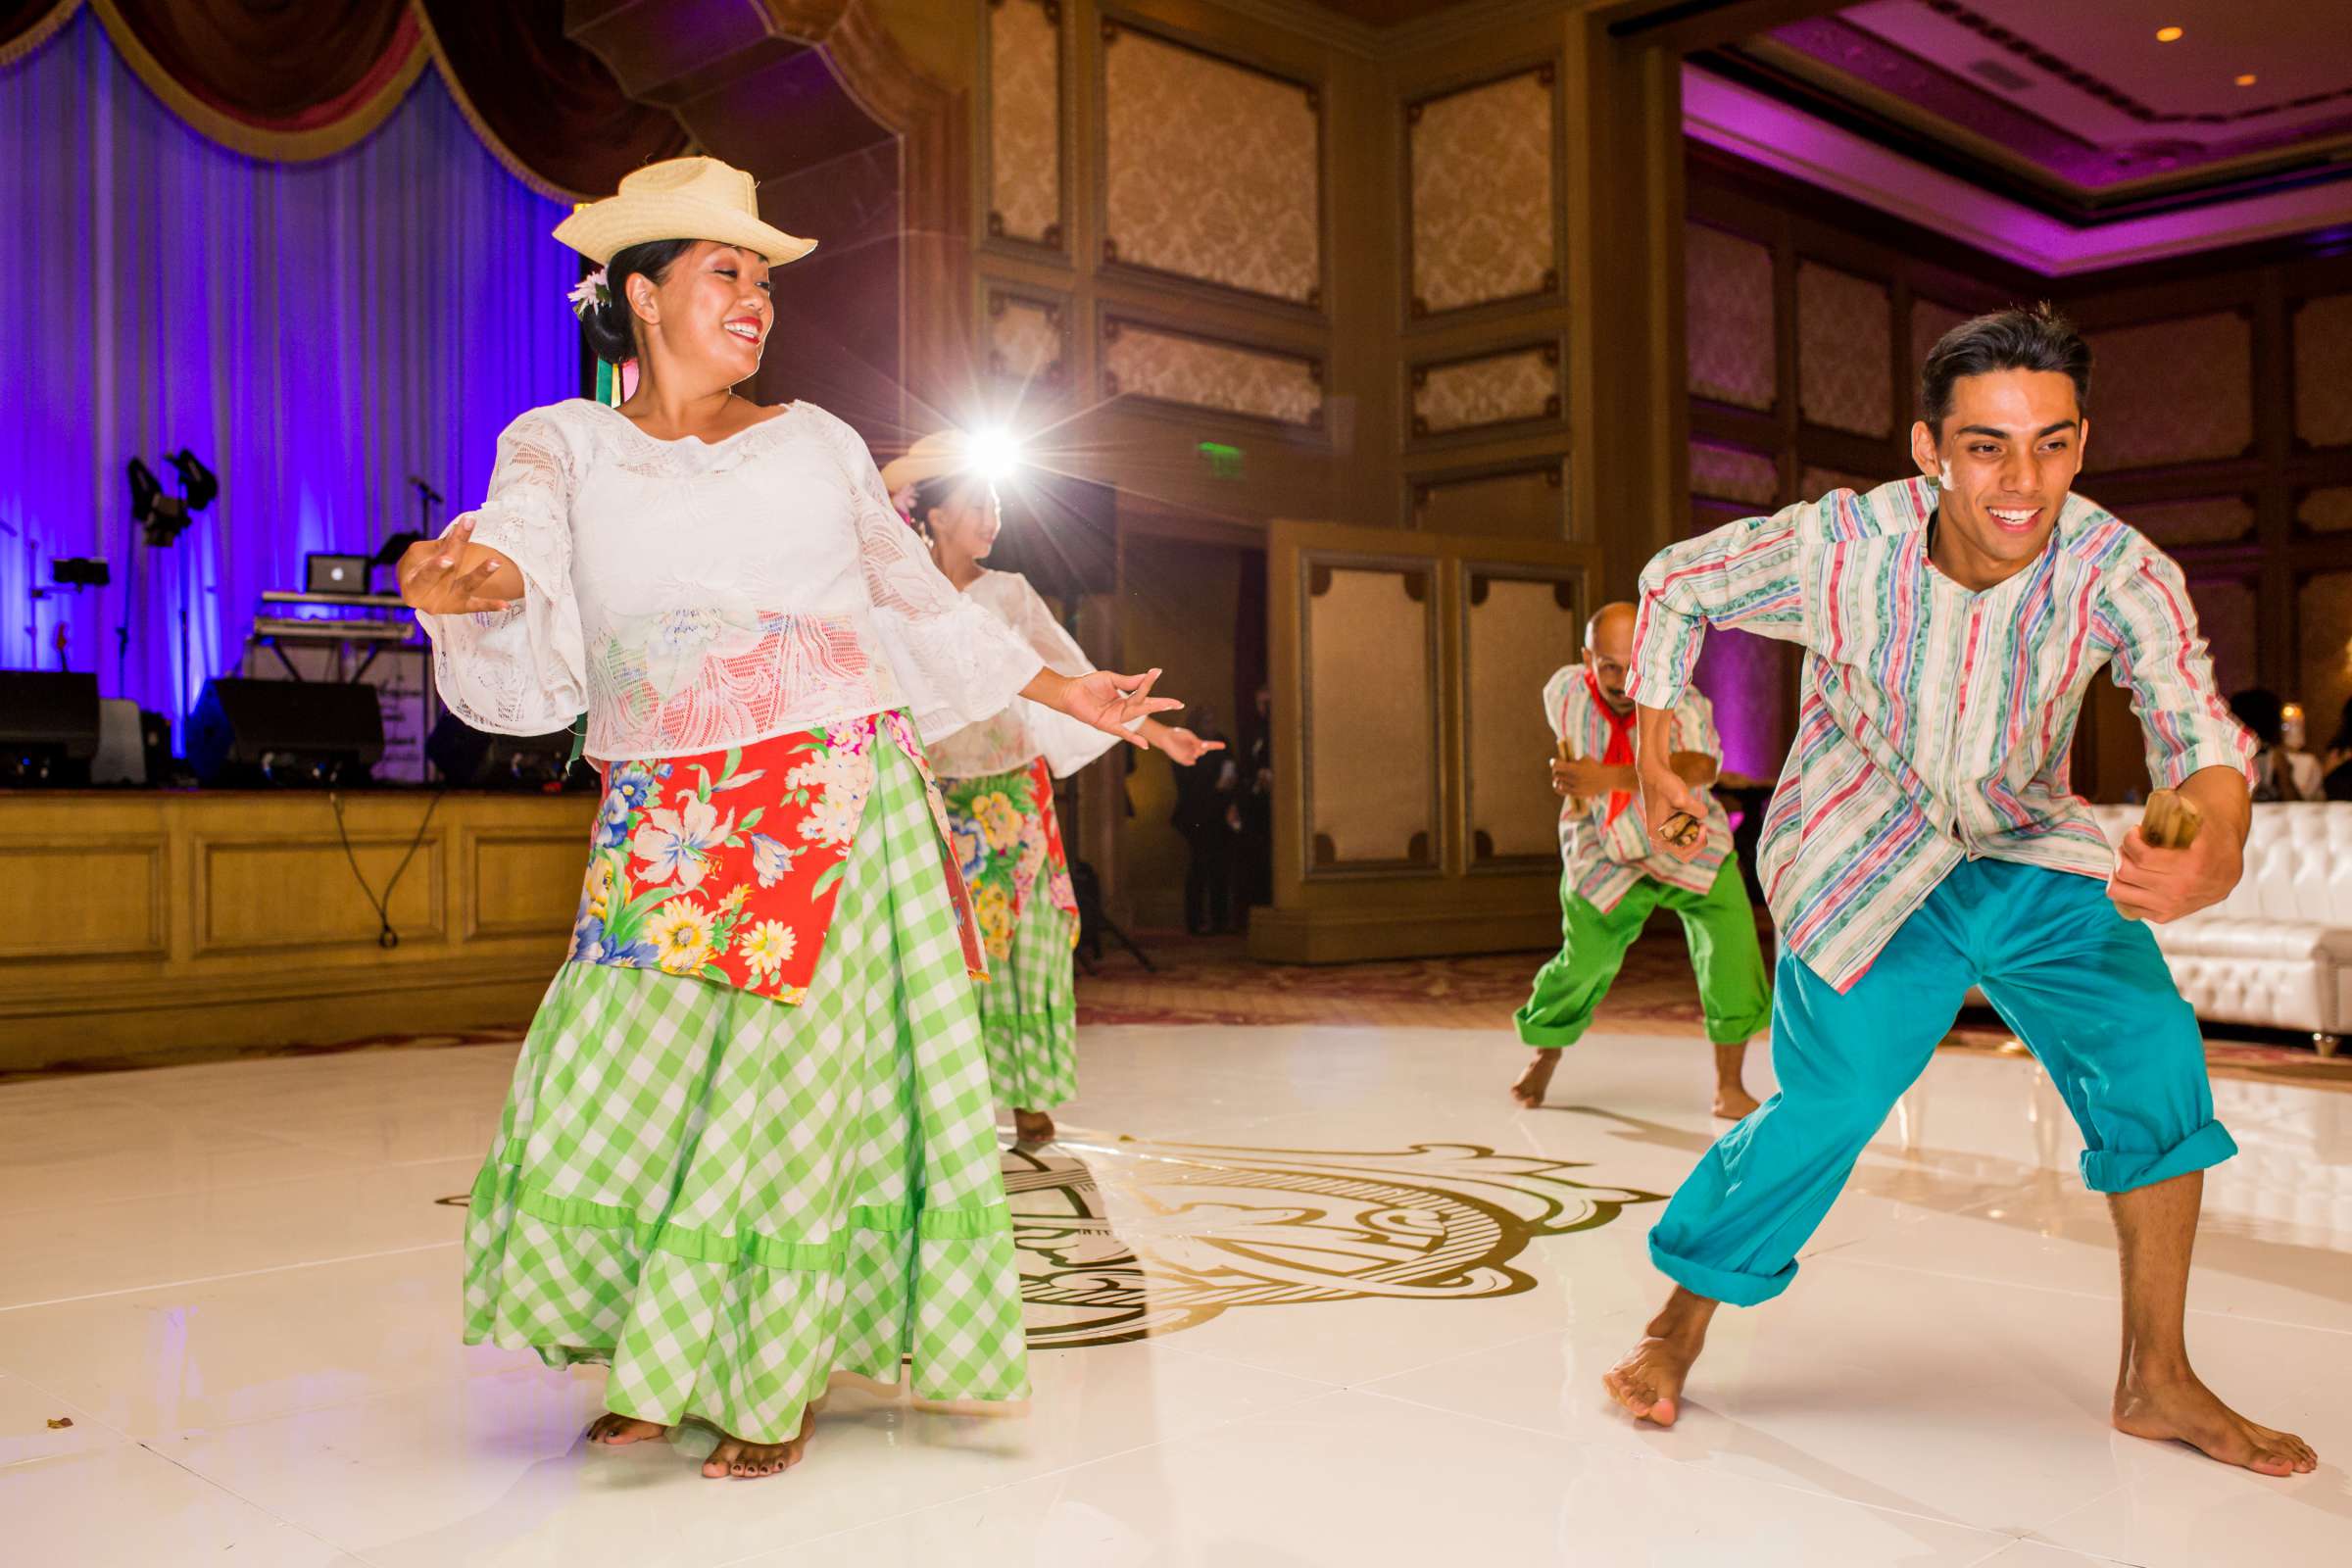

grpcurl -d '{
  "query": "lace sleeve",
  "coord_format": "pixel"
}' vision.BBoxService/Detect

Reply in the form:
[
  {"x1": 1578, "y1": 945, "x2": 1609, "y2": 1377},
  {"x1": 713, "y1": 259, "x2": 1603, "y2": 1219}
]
[
  {"x1": 1001, "y1": 572, "x2": 1120, "y2": 777},
  {"x1": 415, "y1": 409, "x2": 588, "y2": 738},
  {"x1": 805, "y1": 408, "x2": 1045, "y2": 742}
]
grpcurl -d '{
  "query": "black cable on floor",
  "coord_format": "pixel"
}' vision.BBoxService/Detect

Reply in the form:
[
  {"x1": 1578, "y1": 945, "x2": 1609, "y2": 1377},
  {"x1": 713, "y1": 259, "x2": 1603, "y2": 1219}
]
[{"x1": 330, "y1": 788, "x2": 443, "y2": 949}]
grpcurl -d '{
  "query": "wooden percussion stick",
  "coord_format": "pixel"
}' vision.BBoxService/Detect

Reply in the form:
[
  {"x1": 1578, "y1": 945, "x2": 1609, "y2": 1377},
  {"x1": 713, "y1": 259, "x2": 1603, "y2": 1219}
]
[{"x1": 2141, "y1": 787, "x2": 2203, "y2": 851}]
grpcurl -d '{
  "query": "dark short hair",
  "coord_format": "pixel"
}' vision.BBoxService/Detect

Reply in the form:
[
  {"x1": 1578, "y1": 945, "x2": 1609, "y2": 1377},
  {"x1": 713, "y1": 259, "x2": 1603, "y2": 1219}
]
[
  {"x1": 907, "y1": 471, "x2": 994, "y2": 528},
  {"x1": 577, "y1": 239, "x2": 698, "y2": 365},
  {"x1": 1920, "y1": 302, "x2": 2091, "y2": 432},
  {"x1": 2230, "y1": 687, "x2": 2284, "y2": 747}
]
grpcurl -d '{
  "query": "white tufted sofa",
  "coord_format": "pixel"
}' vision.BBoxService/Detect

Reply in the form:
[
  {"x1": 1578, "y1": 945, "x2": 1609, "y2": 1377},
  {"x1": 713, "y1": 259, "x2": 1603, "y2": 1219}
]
[{"x1": 2084, "y1": 803, "x2": 2352, "y2": 1055}]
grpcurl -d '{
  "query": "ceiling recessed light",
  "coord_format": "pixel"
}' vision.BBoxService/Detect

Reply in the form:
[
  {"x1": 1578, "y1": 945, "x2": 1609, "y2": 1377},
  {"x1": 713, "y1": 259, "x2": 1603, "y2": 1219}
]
[
  {"x1": 2156, "y1": 25, "x2": 2184, "y2": 42},
  {"x1": 2236, "y1": 73, "x2": 2258, "y2": 86}
]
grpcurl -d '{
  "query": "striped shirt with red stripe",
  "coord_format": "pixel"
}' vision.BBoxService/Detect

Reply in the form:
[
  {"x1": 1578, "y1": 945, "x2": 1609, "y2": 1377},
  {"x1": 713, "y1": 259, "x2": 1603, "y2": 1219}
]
[
  {"x1": 1544, "y1": 663, "x2": 1729, "y2": 912},
  {"x1": 1627, "y1": 477, "x2": 2254, "y2": 993}
]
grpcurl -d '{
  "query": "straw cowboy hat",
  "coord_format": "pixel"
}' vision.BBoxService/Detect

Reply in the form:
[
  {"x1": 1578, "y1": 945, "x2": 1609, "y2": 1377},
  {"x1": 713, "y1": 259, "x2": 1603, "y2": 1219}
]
[
  {"x1": 553, "y1": 156, "x2": 816, "y2": 267},
  {"x1": 878, "y1": 430, "x2": 972, "y2": 496}
]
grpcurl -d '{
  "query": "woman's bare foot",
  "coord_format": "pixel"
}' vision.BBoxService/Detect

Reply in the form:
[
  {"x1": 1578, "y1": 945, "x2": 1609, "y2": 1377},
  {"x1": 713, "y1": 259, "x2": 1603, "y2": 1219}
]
[
  {"x1": 1013, "y1": 1108, "x2": 1055, "y2": 1145},
  {"x1": 2113, "y1": 1367, "x2": 2317, "y2": 1476},
  {"x1": 584, "y1": 1412, "x2": 668, "y2": 1446},
  {"x1": 1711, "y1": 1083, "x2": 1760, "y2": 1121},
  {"x1": 1510, "y1": 1051, "x2": 1558, "y2": 1108},
  {"x1": 1602, "y1": 1288, "x2": 1717, "y2": 1427},
  {"x1": 703, "y1": 1405, "x2": 816, "y2": 1480}
]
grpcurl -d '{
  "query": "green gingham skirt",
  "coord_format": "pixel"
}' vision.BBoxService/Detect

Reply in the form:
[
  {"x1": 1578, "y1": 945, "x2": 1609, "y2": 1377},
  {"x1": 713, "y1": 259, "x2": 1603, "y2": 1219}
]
[
  {"x1": 977, "y1": 896, "x2": 1078, "y2": 1111},
  {"x1": 462, "y1": 740, "x2": 1031, "y2": 1444}
]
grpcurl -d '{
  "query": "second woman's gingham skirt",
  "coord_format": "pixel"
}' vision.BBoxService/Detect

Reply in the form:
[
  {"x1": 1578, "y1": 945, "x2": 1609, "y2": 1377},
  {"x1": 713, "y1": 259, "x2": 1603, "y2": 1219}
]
[{"x1": 460, "y1": 739, "x2": 1030, "y2": 1444}]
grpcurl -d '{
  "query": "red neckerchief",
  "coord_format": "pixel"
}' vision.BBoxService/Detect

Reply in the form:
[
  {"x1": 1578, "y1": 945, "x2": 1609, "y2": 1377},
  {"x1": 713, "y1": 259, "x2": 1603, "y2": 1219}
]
[{"x1": 1585, "y1": 669, "x2": 1637, "y2": 825}]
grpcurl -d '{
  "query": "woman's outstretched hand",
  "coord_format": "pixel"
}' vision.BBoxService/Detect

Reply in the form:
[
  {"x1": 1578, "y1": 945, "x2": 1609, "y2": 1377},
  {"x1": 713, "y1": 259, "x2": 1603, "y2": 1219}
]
[
  {"x1": 397, "y1": 518, "x2": 517, "y2": 615},
  {"x1": 1030, "y1": 667, "x2": 1184, "y2": 747},
  {"x1": 1151, "y1": 724, "x2": 1225, "y2": 766}
]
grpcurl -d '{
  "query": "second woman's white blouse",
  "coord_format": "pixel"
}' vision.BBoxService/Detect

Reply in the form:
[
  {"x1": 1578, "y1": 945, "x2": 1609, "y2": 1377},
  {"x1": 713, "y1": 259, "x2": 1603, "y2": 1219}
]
[{"x1": 416, "y1": 399, "x2": 1045, "y2": 760}]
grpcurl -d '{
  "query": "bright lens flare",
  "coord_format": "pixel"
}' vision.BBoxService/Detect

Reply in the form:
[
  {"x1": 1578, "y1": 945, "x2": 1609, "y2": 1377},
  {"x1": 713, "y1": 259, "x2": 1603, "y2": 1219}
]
[{"x1": 969, "y1": 427, "x2": 1023, "y2": 482}]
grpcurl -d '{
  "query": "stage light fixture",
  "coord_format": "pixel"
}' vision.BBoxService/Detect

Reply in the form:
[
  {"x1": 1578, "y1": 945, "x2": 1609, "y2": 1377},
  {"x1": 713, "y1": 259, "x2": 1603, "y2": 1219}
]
[
  {"x1": 969, "y1": 426, "x2": 1023, "y2": 483},
  {"x1": 167, "y1": 449, "x2": 219, "y2": 512},
  {"x1": 127, "y1": 456, "x2": 189, "y2": 546}
]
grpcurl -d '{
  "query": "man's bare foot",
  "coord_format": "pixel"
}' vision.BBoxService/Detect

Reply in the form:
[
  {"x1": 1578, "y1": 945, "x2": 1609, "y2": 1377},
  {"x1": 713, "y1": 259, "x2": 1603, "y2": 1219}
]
[
  {"x1": 1511, "y1": 1051, "x2": 1558, "y2": 1109},
  {"x1": 2113, "y1": 1368, "x2": 2317, "y2": 1476},
  {"x1": 1712, "y1": 1083, "x2": 1760, "y2": 1121},
  {"x1": 584, "y1": 1412, "x2": 668, "y2": 1446},
  {"x1": 703, "y1": 1405, "x2": 816, "y2": 1480},
  {"x1": 1013, "y1": 1108, "x2": 1055, "y2": 1145},
  {"x1": 1602, "y1": 1288, "x2": 1717, "y2": 1427}
]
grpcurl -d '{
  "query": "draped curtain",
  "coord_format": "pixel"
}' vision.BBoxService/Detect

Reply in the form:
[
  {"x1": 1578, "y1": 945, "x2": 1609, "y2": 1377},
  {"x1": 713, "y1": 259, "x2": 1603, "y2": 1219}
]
[
  {"x1": 0, "y1": 8, "x2": 584, "y2": 726},
  {"x1": 0, "y1": 0, "x2": 687, "y2": 199}
]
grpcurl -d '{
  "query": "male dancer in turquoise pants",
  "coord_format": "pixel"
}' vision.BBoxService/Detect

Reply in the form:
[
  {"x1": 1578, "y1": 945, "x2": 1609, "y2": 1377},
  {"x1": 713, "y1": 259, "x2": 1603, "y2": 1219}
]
[{"x1": 1600, "y1": 305, "x2": 2314, "y2": 1476}]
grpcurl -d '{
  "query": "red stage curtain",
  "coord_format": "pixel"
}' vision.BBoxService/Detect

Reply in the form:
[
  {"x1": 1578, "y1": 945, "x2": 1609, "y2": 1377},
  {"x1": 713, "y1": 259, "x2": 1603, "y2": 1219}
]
[
  {"x1": 4, "y1": 0, "x2": 684, "y2": 198},
  {"x1": 416, "y1": 0, "x2": 690, "y2": 203}
]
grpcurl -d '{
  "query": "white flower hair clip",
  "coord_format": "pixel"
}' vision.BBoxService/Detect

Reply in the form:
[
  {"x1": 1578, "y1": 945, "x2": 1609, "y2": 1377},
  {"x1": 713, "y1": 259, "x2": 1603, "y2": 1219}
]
[{"x1": 566, "y1": 268, "x2": 611, "y2": 319}]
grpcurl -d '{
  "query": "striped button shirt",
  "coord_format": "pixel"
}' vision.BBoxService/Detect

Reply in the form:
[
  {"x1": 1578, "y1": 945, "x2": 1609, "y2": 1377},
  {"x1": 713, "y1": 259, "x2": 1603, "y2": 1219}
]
[
  {"x1": 1627, "y1": 477, "x2": 2254, "y2": 993},
  {"x1": 1544, "y1": 663, "x2": 1731, "y2": 912}
]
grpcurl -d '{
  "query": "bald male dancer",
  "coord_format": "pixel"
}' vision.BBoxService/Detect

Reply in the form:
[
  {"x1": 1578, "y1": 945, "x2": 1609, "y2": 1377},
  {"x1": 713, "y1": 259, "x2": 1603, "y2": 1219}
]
[{"x1": 1509, "y1": 602, "x2": 1770, "y2": 1118}]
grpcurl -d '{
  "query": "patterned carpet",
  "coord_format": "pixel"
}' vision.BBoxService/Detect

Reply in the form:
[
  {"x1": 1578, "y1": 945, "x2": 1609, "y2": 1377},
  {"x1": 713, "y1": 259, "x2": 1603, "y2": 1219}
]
[
  {"x1": 10, "y1": 927, "x2": 2349, "y2": 1093},
  {"x1": 1080, "y1": 928, "x2": 2352, "y2": 1095}
]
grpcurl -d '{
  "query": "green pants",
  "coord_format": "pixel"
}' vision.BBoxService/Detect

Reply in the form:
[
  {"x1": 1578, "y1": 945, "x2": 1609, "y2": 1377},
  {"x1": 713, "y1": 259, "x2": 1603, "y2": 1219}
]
[{"x1": 1514, "y1": 858, "x2": 1771, "y2": 1049}]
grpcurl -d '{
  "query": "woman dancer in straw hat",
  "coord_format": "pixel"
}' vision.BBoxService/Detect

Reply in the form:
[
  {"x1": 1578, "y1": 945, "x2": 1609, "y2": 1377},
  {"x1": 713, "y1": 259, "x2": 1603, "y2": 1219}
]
[
  {"x1": 398, "y1": 157, "x2": 1186, "y2": 1480},
  {"x1": 884, "y1": 433, "x2": 1222, "y2": 1146}
]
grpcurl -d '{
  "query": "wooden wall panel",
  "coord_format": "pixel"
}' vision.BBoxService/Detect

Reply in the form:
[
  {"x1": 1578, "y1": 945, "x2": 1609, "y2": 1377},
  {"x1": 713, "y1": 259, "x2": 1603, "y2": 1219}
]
[
  {"x1": 198, "y1": 834, "x2": 443, "y2": 955},
  {"x1": 2081, "y1": 313, "x2": 2254, "y2": 472},
  {"x1": 2294, "y1": 292, "x2": 2352, "y2": 449},
  {"x1": 1410, "y1": 343, "x2": 1558, "y2": 437},
  {"x1": 1407, "y1": 67, "x2": 1556, "y2": 318},
  {"x1": 1102, "y1": 22, "x2": 1321, "y2": 305},
  {"x1": 987, "y1": 0, "x2": 1063, "y2": 248},
  {"x1": 470, "y1": 833, "x2": 591, "y2": 939},
  {"x1": 0, "y1": 840, "x2": 164, "y2": 962},
  {"x1": 1686, "y1": 222, "x2": 1776, "y2": 411},
  {"x1": 1796, "y1": 261, "x2": 1892, "y2": 437},
  {"x1": 1463, "y1": 568, "x2": 1580, "y2": 866},
  {"x1": 1302, "y1": 559, "x2": 1437, "y2": 869},
  {"x1": 2132, "y1": 496, "x2": 2257, "y2": 548},
  {"x1": 1690, "y1": 439, "x2": 1779, "y2": 506},
  {"x1": 1409, "y1": 464, "x2": 1565, "y2": 538},
  {"x1": 1102, "y1": 317, "x2": 1323, "y2": 426}
]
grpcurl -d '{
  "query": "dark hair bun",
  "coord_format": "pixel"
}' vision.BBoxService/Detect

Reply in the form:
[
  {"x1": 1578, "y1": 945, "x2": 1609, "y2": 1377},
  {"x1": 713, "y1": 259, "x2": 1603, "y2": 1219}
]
[{"x1": 578, "y1": 295, "x2": 637, "y2": 366}]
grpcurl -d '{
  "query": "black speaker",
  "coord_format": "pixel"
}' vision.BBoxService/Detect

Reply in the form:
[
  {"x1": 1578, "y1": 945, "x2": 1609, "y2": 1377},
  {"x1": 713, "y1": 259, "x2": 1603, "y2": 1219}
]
[
  {"x1": 426, "y1": 711, "x2": 583, "y2": 789},
  {"x1": 188, "y1": 677, "x2": 384, "y2": 787},
  {"x1": 0, "y1": 670, "x2": 100, "y2": 786}
]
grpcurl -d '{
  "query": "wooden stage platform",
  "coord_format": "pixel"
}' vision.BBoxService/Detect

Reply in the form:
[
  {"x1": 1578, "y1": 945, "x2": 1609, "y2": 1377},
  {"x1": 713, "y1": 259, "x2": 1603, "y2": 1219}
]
[{"x1": 0, "y1": 789, "x2": 596, "y2": 1072}]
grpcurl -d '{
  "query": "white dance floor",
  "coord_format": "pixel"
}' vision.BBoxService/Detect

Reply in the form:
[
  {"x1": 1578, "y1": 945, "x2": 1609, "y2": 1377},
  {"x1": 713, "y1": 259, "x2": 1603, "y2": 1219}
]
[{"x1": 3, "y1": 1020, "x2": 2347, "y2": 1565}]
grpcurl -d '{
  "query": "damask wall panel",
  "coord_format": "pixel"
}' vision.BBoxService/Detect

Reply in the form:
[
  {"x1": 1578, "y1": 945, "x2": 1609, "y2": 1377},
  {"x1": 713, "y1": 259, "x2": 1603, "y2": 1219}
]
[
  {"x1": 1910, "y1": 299, "x2": 1972, "y2": 388},
  {"x1": 1690, "y1": 439, "x2": 1780, "y2": 507},
  {"x1": 2185, "y1": 578, "x2": 2255, "y2": 699},
  {"x1": 1411, "y1": 344, "x2": 1558, "y2": 436},
  {"x1": 2303, "y1": 572, "x2": 2352, "y2": 740},
  {"x1": 987, "y1": 0, "x2": 1062, "y2": 247},
  {"x1": 2302, "y1": 487, "x2": 2352, "y2": 533},
  {"x1": 2082, "y1": 313, "x2": 2252, "y2": 472},
  {"x1": 1304, "y1": 562, "x2": 1436, "y2": 868},
  {"x1": 1686, "y1": 222, "x2": 1775, "y2": 411},
  {"x1": 1408, "y1": 68, "x2": 1556, "y2": 318},
  {"x1": 1102, "y1": 24, "x2": 1320, "y2": 305},
  {"x1": 2126, "y1": 496, "x2": 2254, "y2": 548},
  {"x1": 2294, "y1": 293, "x2": 2352, "y2": 448},
  {"x1": 1411, "y1": 464, "x2": 1565, "y2": 538},
  {"x1": 1465, "y1": 570, "x2": 1581, "y2": 863},
  {"x1": 1797, "y1": 261, "x2": 1892, "y2": 437},
  {"x1": 988, "y1": 289, "x2": 1067, "y2": 389},
  {"x1": 1102, "y1": 317, "x2": 1323, "y2": 426}
]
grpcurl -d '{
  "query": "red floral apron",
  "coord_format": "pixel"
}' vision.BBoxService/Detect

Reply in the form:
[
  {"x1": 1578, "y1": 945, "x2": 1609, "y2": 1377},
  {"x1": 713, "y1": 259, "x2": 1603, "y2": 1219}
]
[{"x1": 569, "y1": 709, "x2": 985, "y2": 1005}]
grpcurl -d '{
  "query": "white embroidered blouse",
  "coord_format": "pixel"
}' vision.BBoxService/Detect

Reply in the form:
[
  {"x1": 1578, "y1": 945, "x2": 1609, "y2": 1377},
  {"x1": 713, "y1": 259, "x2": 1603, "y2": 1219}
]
[
  {"x1": 416, "y1": 400, "x2": 1046, "y2": 761},
  {"x1": 927, "y1": 569, "x2": 1120, "y2": 781}
]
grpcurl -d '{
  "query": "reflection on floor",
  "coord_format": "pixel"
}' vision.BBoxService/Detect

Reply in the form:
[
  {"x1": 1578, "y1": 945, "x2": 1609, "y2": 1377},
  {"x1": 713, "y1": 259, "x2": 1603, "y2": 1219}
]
[{"x1": 2, "y1": 1015, "x2": 2348, "y2": 1565}]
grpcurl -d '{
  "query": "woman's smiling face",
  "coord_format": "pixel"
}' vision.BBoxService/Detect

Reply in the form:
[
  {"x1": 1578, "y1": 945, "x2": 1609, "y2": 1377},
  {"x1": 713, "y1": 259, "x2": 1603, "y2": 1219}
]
[{"x1": 626, "y1": 240, "x2": 773, "y2": 386}]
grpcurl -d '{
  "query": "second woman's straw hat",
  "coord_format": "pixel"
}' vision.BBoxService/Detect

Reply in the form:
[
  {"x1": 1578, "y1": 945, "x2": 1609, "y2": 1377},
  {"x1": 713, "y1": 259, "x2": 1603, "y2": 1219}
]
[{"x1": 553, "y1": 156, "x2": 816, "y2": 267}]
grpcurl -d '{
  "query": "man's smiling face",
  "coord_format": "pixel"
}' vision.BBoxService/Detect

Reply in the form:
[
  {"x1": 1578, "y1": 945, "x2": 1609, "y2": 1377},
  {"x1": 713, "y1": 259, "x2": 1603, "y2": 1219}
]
[{"x1": 1911, "y1": 367, "x2": 2086, "y2": 590}]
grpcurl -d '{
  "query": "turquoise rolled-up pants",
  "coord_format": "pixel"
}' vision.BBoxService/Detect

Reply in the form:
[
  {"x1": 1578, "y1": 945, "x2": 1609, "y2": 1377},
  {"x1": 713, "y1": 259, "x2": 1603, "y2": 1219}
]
[{"x1": 1649, "y1": 857, "x2": 2237, "y2": 1307}]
